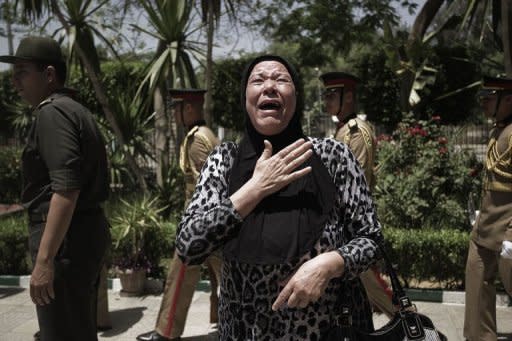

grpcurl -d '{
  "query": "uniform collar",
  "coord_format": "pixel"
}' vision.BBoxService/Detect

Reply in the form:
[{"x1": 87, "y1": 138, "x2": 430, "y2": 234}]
[
  {"x1": 495, "y1": 114, "x2": 512, "y2": 128},
  {"x1": 337, "y1": 112, "x2": 357, "y2": 129},
  {"x1": 35, "y1": 88, "x2": 77, "y2": 109},
  {"x1": 187, "y1": 119, "x2": 206, "y2": 131}
]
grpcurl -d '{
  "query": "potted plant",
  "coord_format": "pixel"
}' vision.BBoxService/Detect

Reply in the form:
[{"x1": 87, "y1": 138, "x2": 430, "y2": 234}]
[{"x1": 110, "y1": 195, "x2": 166, "y2": 295}]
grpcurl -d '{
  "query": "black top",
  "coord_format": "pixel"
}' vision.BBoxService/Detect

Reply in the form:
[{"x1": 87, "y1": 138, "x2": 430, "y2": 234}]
[{"x1": 21, "y1": 91, "x2": 109, "y2": 214}]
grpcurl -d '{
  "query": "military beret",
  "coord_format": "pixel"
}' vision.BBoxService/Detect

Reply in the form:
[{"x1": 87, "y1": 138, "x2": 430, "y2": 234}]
[
  {"x1": 482, "y1": 75, "x2": 512, "y2": 91},
  {"x1": 319, "y1": 72, "x2": 360, "y2": 91},
  {"x1": 478, "y1": 75, "x2": 512, "y2": 97},
  {"x1": 169, "y1": 88, "x2": 207, "y2": 105},
  {"x1": 0, "y1": 36, "x2": 65, "y2": 65}
]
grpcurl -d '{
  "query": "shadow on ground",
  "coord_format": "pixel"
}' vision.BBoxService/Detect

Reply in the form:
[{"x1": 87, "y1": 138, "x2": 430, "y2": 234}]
[
  {"x1": 98, "y1": 307, "x2": 147, "y2": 337},
  {"x1": 0, "y1": 287, "x2": 25, "y2": 299},
  {"x1": 182, "y1": 331, "x2": 219, "y2": 341},
  {"x1": 498, "y1": 333, "x2": 512, "y2": 340}
]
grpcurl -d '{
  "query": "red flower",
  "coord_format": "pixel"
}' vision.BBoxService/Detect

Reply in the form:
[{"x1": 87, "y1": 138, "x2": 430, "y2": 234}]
[
  {"x1": 439, "y1": 147, "x2": 448, "y2": 155},
  {"x1": 469, "y1": 168, "x2": 480, "y2": 177},
  {"x1": 438, "y1": 137, "x2": 448, "y2": 144},
  {"x1": 409, "y1": 127, "x2": 428, "y2": 137},
  {"x1": 377, "y1": 134, "x2": 392, "y2": 142}
]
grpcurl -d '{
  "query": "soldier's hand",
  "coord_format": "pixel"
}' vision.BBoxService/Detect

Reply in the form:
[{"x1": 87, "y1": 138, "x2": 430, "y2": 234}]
[
  {"x1": 30, "y1": 260, "x2": 55, "y2": 306},
  {"x1": 251, "y1": 138, "x2": 313, "y2": 197}
]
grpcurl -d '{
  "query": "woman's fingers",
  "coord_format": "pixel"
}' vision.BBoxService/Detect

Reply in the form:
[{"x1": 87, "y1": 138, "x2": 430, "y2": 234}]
[
  {"x1": 252, "y1": 138, "x2": 313, "y2": 196},
  {"x1": 272, "y1": 139, "x2": 313, "y2": 172},
  {"x1": 283, "y1": 149, "x2": 313, "y2": 174},
  {"x1": 278, "y1": 138, "x2": 310, "y2": 156},
  {"x1": 272, "y1": 284, "x2": 293, "y2": 311},
  {"x1": 260, "y1": 140, "x2": 273, "y2": 161}
]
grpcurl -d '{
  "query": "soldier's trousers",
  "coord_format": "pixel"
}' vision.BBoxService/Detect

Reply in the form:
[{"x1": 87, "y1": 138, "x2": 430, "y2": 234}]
[
  {"x1": 155, "y1": 251, "x2": 222, "y2": 339},
  {"x1": 96, "y1": 264, "x2": 111, "y2": 328},
  {"x1": 464, "y1": 239, "x2": 512, "y2": 340},
  {"x1": 29, "y1": 210, "x2": 110, "y2": 341},
  {"x1": 360, "y1": 266, "x2": 395, "y2": 319}
]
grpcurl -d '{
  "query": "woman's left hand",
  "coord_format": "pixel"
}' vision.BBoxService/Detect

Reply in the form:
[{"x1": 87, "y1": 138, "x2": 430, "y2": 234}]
[{"x1": 272, "y1": 251, "x2": 345, "y2": 310}]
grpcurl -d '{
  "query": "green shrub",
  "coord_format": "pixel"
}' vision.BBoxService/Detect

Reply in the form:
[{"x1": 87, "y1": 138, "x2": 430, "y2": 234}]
[
  {"x1": 375, "y1": 114, "x2": 482, "y2": 230},
  {"x1": 0, "y1": 146, "x2": 22, "y2": 203},
  {"x1": 383, "y1": 227, "x2": 469, "y2": 289},
  {"x1": 0, "y1": 213, "x2": 30, "y2": 275},
  {"x1": 110, "y1": 195, "x2": 176, "y2": 278},
  {"x1": 154, "y1": 161, "x2": 186, "y2": 220},
  {"x1": 143, "y1": 219, "x2": 177, "y2": 278}
]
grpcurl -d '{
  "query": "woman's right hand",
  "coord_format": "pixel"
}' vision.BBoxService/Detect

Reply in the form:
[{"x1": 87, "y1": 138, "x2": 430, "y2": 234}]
[
  {"x1": 230, "y1": 138, "x2": 313, "y2": 218},
  {"x1": 252, "y1": 138, "x2": 313, "y2": 197}
]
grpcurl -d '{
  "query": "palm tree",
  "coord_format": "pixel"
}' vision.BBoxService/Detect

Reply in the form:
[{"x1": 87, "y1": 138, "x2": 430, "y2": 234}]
[
  {"x1": 397, "y1": 0, "x2": 446, "y2": 113},
  {"x1": 458, "y1": 0, "x2": 512, "y2": 76},
  {"x1": 133, "y1": 0, "x2": 202, "y2": 186},
  {"x1": 199, "y1": 0, "x2": 239, "y2": 126},
  {"x1": 18, "y1": 0, "x2": 149, "y2": 191}
]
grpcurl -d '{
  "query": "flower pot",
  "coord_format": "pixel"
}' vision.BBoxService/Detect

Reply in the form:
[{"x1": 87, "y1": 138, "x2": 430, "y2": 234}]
[{"x1": 118, "y1": 268, "x2": 146, "y2": 296}]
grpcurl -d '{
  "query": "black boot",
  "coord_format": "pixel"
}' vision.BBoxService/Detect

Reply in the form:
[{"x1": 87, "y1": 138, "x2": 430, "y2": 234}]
[{"x1": 136, "y1": 330, "x2": 181, "y2": 341}]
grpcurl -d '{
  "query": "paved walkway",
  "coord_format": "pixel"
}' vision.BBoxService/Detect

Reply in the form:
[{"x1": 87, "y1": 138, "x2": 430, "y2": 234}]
[{"x1": 1, "y1": 286, "x2": 512, "y2": 340}]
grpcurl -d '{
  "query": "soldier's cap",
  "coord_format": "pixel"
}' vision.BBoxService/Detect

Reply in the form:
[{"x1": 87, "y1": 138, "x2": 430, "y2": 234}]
[
  {"x1": 0, "y1": 36, "x2": 65, "y2": 65},
  {"x1": 478, "y1": 75, "x2": 512, "y2": 97},
  {"x1": 319, "y1": 72, "x2": 360, "y2": 95},
  {"x1": 169, "y1": 88, "x2": 207, "y2": 106}
]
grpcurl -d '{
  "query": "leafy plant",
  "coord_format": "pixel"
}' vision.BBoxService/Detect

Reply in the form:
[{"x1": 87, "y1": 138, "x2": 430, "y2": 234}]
[
  {"x1": 110, "y1": 195, "x2": 167, "y2": 272},
  {"x1": 375, "y1": 113, "x2": 482, "y2": 230},
  {"x1": 0, "y1": 146, "x2": 22, "y2": 203},
  {"x1": 154, "y1": 160, "x2": 186, "y2": 220},
  {"x1": 0, "y1": 213, "x2": 30, "y2": 275}
]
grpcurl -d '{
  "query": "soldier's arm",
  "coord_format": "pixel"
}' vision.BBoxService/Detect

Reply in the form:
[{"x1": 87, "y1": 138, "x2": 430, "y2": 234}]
[
  {"x1": 348, "y1": 132, "x2": 372, "y2": 179},
  {"x1": 188, "y1": 133, "x2": 214, "y2": 175},
  {"x1": 32, "y1": 190, "x2": 79, "y2": 305},
  {"x1": 31, "y1": 104, "x2": 82, "y2": 305}
]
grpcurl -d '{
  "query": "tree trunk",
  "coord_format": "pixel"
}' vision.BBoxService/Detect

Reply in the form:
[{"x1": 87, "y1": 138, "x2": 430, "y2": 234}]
[
  {"x1": 51, "y1": 1, "x2": 148, "y2": 192},
  {"x1": 204, "y1": 0, "x2": 215, "y2": 126},
  {"x1": 502, "y1": 0, "x2": 512, "y2": 77},
  {"x1": 154, "y1": 84, "x2": 169, "y2": 186},
  {"x1": 5, "y1": 0, "x2": 14, "y2": 55}
]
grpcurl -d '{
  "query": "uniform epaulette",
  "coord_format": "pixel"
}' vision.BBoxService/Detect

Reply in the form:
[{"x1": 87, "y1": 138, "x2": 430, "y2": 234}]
[
  {"x1": 186, "y1": 125, "x2": 200, "y2": 138},
  {"x1": 348, "y1": 119, "x2": 358, "y2": 131},
  {"x1": 36, "y1": 97, "x2": 53, "y2": 109}
]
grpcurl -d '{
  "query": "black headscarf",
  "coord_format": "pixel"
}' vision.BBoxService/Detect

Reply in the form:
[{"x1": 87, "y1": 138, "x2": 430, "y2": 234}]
[{"x1": 224, "y1": 55, "x2": 335, "y2": 265}]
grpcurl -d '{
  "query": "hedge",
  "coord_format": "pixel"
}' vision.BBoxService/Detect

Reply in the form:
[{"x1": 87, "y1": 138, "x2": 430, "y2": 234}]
[
  {"x1": 0, "y1": 146, "x2": 22, "y2": 203},
  {"x1": 0, "y1": 205, "x2": 176, "y2": 278},
  {"x1": 0, "y1": 215, "x2": 471, "y2": 290},
  {"x1": 383, "y1": 227, "x2": 469, "y2": 289},
  {"x1": 0, "y1": 213, "x2": 31, "y2": 275}
]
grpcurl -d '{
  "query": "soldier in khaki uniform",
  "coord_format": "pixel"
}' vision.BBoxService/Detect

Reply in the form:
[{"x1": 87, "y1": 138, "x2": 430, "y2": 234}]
[
  {"x1": 464, "y1": 76, "x2": 512, "y2": 340},
  {"x1": 137, "y1": 89, "x2": 221, "y2": 341},
  {"x1": 320, "y1": 72, "x2": 395, "y2": 319}
]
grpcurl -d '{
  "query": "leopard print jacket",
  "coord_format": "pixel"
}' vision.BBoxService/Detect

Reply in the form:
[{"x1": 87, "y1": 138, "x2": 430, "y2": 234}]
[{"x1": 176, "y1": 137, "x2": 383, "y2": 340}]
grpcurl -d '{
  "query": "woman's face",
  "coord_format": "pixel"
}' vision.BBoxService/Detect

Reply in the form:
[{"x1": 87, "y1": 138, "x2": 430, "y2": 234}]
[{"x1": 245, "y1": 60, "x2": 296, "y2": 136}]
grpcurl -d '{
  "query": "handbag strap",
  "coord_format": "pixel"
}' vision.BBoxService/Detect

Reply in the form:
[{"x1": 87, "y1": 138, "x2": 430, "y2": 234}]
[
  {"x1": 334, "y1": 241, "x2": 414, "y2": 326},
  {"x1": 378, "y1": 243, "x2": 414, "y2": 311}
]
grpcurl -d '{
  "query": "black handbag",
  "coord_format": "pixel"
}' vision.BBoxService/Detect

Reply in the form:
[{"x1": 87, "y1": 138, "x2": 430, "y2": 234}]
[{"x1": 324, "y1": 245, "x2": 448, "y2": 341}]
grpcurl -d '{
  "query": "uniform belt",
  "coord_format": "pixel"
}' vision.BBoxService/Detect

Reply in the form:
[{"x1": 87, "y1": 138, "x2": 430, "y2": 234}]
[
  {"x1": 28, "y1": 211, "x2": 47, "y2": 223},
  {"x1": 484, "y1": 180, "x2": 512, "y2": 192},
  {"x1": 28, "y1": 207, "x2": 102, "y2": 223}
]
